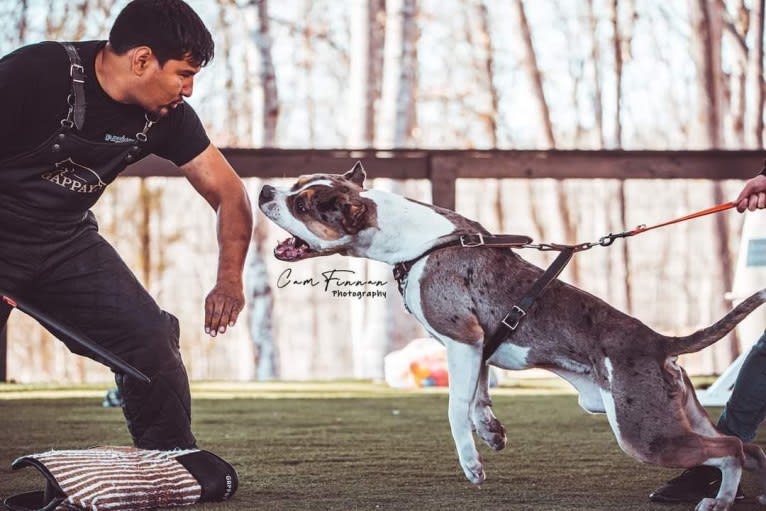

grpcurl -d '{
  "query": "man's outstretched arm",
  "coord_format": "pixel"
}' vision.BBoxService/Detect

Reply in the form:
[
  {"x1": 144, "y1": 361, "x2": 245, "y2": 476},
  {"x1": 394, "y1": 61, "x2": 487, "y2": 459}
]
[{"x1": 181, "y1": 144, "x2": 253, "y2": 336}]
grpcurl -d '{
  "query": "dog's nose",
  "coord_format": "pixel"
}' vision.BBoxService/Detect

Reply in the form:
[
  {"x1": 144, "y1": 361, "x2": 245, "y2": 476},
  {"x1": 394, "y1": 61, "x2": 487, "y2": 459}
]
[{"x1": 259, "y1": 185, "x2": 276, "y2": 205}]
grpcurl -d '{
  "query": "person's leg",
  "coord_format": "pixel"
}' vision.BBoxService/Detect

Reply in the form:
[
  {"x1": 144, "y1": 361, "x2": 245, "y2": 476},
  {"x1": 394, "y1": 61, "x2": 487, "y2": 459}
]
[
  {"x1": 27, "y1": 224, "x2": 195, "y2": 449},
  {"x1": 717, "y1": 331, "x2": 766, "y2": 441}
]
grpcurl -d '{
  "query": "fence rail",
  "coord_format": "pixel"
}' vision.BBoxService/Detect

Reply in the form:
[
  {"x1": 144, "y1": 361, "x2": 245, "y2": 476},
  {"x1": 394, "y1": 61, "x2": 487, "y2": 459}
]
[{"x1": 1, "y1": 149, "x2": 762, "y2": 381}]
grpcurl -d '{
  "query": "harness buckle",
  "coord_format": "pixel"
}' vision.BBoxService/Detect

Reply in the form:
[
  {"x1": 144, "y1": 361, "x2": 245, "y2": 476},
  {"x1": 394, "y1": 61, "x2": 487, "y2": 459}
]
[
  {"x1": 70, "y1": 64, "x2": 85, "y2": 83},
  {"x1": 501, "y1": 306, "x2": 526, "y2": 331},
  {"x1": 460, "y1": 233, "x2": 485, "y2": 247}
]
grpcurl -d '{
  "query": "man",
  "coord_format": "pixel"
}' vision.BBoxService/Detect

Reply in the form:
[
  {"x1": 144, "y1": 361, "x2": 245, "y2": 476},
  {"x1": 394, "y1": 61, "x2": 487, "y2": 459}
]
[
  {"x1": 0, "y1": 0, "x2": 251, "y2": 498},
  {"x1": 650, "y1": 172, "x2": 766, "y2": 502}
]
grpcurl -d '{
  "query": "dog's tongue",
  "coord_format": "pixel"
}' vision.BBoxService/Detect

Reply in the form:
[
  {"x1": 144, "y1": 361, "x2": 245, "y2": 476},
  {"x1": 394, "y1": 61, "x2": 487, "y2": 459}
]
[{"x1": 274, "y1": 237, "x2": 312, "y2": 261}]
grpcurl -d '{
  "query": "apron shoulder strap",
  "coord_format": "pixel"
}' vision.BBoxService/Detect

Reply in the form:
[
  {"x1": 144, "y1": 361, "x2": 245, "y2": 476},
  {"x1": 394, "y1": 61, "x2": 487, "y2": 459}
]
[{"x1": 57, "y1": 42, "x2": 86, "y2": 131}]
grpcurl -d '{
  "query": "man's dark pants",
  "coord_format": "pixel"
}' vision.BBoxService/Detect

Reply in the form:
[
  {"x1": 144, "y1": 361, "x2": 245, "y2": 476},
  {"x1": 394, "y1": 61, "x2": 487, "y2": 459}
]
[{"x1": 0, "y1": 212, "x2": 196, "y2": 449}]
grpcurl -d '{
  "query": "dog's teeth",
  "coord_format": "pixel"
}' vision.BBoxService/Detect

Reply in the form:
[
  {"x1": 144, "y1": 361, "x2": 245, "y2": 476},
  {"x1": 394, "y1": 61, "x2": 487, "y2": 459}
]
[{"x1": 273, "y1": 236, "x2": 314, "y2": 261}]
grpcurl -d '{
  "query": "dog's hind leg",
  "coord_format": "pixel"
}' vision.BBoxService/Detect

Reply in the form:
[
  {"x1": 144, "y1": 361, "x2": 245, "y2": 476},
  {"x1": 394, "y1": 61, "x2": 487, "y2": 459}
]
[
  {"x1": 470, "y1": 363, "x2": 507, "y2": 451},
  {"x1": 444, "y1": 339, "x2": 486, "y2": 485},
  {"x1": 697, "y1": 451, "x2": 744, "y2": 511},
  {"x1": 653, "y1": 433, "x2": 744, "y2": 511}
]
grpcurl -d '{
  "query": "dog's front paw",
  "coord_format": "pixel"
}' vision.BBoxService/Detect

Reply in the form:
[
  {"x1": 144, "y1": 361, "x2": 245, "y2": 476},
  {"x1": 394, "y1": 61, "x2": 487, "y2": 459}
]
[
  {"x1": 757, "y1": 494, "x2": 766, "y2": 506},
  {"x1": 461, "y1": 457, "x2": 486, "y2": 486},
  {"x1": 695, "y1": 497, "x2": 733, "y2": 511},
  {"x1": 476, "y1": 418, "x2": 507, "y2": 451}
]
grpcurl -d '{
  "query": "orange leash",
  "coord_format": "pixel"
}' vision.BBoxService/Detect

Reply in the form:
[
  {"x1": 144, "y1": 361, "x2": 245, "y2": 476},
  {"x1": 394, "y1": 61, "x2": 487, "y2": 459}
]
[
  {"x1": 523, "y1": 201, "x2": 738, "y2": 252},
  {"x1": 628, "y1": 201, "x2": 737, "y2": 236}
]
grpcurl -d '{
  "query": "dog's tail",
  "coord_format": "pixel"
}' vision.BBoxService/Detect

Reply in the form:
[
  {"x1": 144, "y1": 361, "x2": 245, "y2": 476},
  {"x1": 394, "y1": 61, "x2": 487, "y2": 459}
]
[{"x1": 668, "y1": 289, "x2": 766, "y2": 356}]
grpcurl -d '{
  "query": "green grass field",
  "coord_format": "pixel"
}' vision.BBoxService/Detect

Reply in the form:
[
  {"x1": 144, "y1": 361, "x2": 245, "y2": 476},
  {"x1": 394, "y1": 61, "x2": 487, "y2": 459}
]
[{"x1": 1, "y1": 380, "x2": 764, "y2": 510}]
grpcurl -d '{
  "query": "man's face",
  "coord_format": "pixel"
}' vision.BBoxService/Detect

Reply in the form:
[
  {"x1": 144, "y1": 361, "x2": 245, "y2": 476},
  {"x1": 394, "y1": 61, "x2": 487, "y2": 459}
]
[{"x1": 137, "y1": 55, "x2": 200, "y2": 118}]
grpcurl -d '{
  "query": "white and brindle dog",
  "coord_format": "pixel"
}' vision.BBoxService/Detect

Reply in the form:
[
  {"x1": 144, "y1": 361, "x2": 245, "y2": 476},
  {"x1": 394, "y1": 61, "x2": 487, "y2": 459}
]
[{"x1": 259, "y1": 162, "x2": 766, "y2": 511}]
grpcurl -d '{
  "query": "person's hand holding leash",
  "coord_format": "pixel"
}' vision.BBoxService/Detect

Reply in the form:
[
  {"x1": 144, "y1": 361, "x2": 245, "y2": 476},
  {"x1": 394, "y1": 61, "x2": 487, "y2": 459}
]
[{"x1": 735, "y1": 174, "x2": 766, "y2": 212}]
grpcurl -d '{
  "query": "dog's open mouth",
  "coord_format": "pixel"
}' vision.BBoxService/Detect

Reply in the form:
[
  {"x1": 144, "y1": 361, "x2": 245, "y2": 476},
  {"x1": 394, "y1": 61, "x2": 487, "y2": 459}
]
[{"x1": 274, "y1": 236, "x2": 317, "y2": 261}]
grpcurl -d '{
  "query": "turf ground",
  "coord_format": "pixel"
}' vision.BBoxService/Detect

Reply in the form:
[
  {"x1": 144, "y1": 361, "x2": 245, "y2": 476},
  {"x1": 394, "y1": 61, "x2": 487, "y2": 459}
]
[{"x1": 1, "y1": 380, "x2": 764, "y2": 510}]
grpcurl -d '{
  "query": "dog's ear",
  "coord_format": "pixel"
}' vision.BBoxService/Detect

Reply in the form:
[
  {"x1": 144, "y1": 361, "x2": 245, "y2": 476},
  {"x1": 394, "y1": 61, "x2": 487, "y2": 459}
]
[
  {"x1": 343, "y1": 161, "x2": 366, "y2": 187},
  {"x1": 341, "y1": 200, "x2": 367, "y2": 234}
]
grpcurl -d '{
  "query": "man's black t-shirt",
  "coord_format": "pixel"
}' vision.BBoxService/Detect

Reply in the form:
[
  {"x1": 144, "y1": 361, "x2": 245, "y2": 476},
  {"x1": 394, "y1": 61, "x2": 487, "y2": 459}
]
[{"x1": 0, "y1": 40, "x2": 210, "y2": 165}]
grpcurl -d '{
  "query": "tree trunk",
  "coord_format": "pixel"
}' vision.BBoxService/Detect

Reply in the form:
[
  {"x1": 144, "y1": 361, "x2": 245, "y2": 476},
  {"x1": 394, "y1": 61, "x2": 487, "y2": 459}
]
[
  {"x1": 511, "y1": 0, "x2": 554, "y2": 148},
  {"x1": 688, "y1": 0, "x2": 738, "y2": 361},
  {"x1": 611, "y1": 0, "x2": 634, "y2": 313},
  {"x1": 586, "y1": 0, "x2": 605, "y2": 148},
  {"x1": 348, "y1": 0, "x2": 388, "y2": 378},
  {"x1": 246, "y1": 214, "x2": 278, "y2": 380},
  {"x1": 17, "y1": 0, "x2": 28, "y2": 42},
  {"x1": 513, "y1": 0, "x2": 580, "y2": 285},
  {"x1": 348, "y1": 0, "x2": 385, "y2": 148},
  {"x1": 378, "y1": 0, "x2": 419, "y2": 148},
  {"x1": 354, "y1": 0, "x2": 422, "y2": 378},
  {"x1": 746, "y1": 0, "x2": 765, "y2": 147},
  {"x1": 254, "y1": 0, "x2": 279, "y2": 146},
  {"x1": 726, "y1": 0, "x2": 750, "y2": 146},
  {"x1": 688, "y1": 0, "x2": 724, "y2": 148},
  {"x1": 471, "y1": 0, "x2": 505, "y2": 230},
  {"x1": 248, "y1": 0, "x2": 279, "y2": 379}
]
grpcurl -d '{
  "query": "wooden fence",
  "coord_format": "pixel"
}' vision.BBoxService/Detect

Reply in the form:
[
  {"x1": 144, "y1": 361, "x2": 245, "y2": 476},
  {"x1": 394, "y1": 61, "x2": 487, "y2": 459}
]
[{"x1": 1, "y1": 148, "x2": 762, "y2": 381}]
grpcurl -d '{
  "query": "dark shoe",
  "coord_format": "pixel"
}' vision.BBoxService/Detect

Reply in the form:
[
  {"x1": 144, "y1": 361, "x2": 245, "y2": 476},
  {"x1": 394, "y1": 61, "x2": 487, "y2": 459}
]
[
  {"x1": 101, "y1": 387, "x2": 123, "y2": 408},
  {"x1": 649, "y1": 466, "x2": 745, "y2": 503}
]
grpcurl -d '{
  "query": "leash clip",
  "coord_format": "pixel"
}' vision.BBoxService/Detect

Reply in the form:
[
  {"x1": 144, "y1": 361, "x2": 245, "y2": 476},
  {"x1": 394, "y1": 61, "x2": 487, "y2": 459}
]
[{"x1": 598, "y1": 228, "x2": 636, "y2": 247}]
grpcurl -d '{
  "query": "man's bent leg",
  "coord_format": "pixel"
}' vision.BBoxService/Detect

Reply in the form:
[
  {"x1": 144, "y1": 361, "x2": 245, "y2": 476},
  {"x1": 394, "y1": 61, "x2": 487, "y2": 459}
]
[
  {"x1": 31, "y1": 229, "x2": 195, "y2": 449},
  {"x1": 717, "y1": 331, "x2": 766, "y2": 442},
  {"x1": 115, "y1": 311, "x2": 196, "y2": 449}
]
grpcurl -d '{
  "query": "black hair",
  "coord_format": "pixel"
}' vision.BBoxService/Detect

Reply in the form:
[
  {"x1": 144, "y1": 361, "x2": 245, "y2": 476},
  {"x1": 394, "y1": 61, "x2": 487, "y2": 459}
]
[{"x1": 109, "y1": 0, "x2": 214, "y2": 67}]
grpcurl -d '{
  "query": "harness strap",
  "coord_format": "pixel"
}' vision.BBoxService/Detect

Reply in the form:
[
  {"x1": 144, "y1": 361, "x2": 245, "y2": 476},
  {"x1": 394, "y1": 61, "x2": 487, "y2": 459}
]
[
  {"x1": 393, "y1": 233, "x2": 532, "y2": 290},
  {"x1": 482, "y1": 247, "x2": 574, "y2": 362},
  {"x1": 59, "y1": 43, "x2": 86, "y2": 131}
]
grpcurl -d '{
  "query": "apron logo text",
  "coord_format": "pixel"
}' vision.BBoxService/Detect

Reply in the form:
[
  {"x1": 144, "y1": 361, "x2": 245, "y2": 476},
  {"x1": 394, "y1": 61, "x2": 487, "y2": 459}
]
[{"x1": 42, "y1": 158, "x2": 107, "y2": 194}]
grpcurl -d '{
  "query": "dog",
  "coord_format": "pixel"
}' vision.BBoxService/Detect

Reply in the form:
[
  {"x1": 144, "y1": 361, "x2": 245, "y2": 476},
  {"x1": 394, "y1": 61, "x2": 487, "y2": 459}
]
[{"x1": 258, "y1": 162, "x2": 766, "y2": 511}]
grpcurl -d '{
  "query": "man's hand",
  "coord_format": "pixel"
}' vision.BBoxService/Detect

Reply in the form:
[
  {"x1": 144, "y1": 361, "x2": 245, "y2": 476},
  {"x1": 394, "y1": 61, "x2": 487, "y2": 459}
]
[
  {"x1": 181, "y1": 144, "x2": 253, "y2": 337},
  {"x1": 736, "y1": 174, "x2": 766, "y2": 212},
  {"x1": 205, "y1": 280, "x2": 245, "y2": 336}
]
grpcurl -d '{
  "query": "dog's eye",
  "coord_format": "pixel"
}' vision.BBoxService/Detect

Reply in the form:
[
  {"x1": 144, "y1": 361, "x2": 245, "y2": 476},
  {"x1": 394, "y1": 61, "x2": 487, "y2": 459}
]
[{"x1": 295, "y1": 197, "x2": 308, "y2": 214}]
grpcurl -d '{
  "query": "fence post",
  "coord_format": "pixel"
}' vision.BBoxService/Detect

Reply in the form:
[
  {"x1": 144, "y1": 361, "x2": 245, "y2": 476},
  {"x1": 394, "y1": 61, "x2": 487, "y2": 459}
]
[{"x1": 430, "y1": 155, "x2": 458, "y2": 210}]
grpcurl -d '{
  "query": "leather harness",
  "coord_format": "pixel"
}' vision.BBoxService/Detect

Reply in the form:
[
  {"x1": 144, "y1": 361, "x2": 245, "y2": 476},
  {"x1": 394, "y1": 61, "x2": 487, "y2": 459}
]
[
  {"x1": 392, "y1": 199, "x2": 738, "y2": 365},
  {"x1": 392, "y1": 232, "x2": 573, "y2": 364}
]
